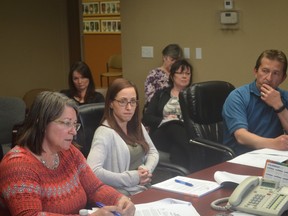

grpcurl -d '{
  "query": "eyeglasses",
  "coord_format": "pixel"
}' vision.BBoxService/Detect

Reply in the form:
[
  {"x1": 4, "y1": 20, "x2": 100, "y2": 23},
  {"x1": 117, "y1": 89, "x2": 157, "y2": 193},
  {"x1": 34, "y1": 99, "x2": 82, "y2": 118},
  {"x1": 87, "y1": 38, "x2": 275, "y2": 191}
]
[
  {"x1": 175, "y1": 71, "x2": 191, "y2": 76},
  {"x1": 53, "y1": 120, "x2": 81, "y2": 131},
  {"x1": 114, "y1": 98, "x2": 139, "y2": 107}
]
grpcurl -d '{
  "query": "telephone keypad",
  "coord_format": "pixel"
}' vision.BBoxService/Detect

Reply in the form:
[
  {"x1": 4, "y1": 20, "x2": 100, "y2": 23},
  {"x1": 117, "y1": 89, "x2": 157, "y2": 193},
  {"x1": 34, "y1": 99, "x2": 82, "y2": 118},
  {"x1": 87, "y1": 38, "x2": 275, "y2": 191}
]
[{"x1": 247, "y1": 194, "x2": 265, "y2": 207}]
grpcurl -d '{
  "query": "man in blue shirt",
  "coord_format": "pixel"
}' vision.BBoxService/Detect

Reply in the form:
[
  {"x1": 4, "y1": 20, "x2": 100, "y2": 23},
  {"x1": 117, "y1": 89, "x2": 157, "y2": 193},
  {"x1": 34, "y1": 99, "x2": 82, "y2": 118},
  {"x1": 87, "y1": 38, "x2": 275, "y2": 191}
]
[{"x1": 222, "y1": 49, "x2": 288, "y2": 155}]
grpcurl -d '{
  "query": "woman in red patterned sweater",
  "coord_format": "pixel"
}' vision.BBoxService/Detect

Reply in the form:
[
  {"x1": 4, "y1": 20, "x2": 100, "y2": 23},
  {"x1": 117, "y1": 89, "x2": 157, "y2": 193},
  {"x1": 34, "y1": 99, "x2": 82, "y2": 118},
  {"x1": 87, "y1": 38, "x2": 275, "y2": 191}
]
[{"x1": 0, "y1": 91, "x2": 135, "y2": 216}]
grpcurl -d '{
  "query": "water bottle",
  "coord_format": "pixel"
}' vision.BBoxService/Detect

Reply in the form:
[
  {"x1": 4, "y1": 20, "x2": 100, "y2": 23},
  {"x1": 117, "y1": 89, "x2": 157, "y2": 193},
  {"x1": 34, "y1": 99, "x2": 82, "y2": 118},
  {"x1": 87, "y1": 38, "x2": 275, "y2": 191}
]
[{"x1": 79, "y1": 209, "x2": 89, "y2": 216}]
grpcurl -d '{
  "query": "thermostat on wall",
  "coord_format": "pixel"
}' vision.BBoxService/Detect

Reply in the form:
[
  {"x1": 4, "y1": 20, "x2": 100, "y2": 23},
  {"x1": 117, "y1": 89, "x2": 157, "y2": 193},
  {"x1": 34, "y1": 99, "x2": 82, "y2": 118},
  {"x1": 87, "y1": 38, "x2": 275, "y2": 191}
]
[{"x1": 220, "y1": 11, "x2": 238, "y2": 24}]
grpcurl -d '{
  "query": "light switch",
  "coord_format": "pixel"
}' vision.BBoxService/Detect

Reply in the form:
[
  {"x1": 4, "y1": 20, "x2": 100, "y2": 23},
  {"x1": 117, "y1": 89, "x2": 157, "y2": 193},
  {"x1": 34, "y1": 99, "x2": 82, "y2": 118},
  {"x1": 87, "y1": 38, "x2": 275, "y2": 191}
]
[
  {"x1": 224, "y1": 0, "x2": 233, "y2": 9},
  {"x1": 141, "y1": 46, "x2": 154, "y2": 58},
  {"x1": 183, "y1": 48, "x2": 190, "y2": 59},
  {"x1": 196, "y1": 48, "x2": 202, "y2": 59}
]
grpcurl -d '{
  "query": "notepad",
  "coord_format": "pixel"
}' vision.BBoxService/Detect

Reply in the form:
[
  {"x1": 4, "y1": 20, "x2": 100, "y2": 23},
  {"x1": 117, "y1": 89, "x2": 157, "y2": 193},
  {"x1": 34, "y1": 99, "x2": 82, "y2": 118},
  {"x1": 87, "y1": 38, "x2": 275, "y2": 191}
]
[
  {"x1": 214, "y1": 171, "x2": 251, "y2": 188},
  {"x1": 151, "y1": 176, "x2": 221, "y2": 197}
]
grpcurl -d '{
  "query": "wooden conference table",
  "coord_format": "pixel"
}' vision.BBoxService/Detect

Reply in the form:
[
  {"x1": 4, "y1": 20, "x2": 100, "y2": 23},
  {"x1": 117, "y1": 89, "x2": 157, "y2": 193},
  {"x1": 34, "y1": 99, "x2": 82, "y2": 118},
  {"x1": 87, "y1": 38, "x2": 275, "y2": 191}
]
[{"x1": 131, "y1": 162, "x2": 263, "y2": 216}]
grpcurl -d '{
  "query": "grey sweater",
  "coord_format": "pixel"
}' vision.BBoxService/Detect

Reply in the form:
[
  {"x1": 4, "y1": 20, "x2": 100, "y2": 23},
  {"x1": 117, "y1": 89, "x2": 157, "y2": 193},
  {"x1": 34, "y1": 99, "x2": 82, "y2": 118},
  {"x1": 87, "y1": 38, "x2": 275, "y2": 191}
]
[{"x1": 87, "y1": 120, "x2": 159, "y2": 195}]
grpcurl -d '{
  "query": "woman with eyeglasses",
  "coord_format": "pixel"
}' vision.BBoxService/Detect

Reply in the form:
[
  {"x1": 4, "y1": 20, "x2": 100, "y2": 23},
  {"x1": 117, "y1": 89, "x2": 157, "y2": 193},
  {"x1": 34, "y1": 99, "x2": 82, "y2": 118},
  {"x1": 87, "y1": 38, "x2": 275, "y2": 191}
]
[
  {"x1": 144, "y1": 44, "x2": 183, "y2": 111},
  {"x1": 143, "y1": 59, "x2": 193, "y2": 171},
  {"x1": 87, "y1": 78, "x2": 159, "y2": 196},
  {"x1": 0, "y1": 91, "x2": 135, "y2": 216}
]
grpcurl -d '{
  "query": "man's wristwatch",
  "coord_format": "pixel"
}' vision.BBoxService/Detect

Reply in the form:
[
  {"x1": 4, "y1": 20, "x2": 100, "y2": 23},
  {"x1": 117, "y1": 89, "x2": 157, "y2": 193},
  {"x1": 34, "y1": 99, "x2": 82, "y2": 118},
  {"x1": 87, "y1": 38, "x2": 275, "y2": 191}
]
[{"x1": 274, "y1": 104, "x2": 286, "y2": 113}]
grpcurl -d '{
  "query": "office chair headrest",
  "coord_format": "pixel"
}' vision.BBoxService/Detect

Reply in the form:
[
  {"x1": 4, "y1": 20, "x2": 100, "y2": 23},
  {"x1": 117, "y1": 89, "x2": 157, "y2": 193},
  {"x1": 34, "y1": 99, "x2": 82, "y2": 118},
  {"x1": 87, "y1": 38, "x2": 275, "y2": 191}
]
[
  {"x1": 76, "y1": 102, "x2": 105, "y2": 158},
  {"x1": 181, "y1": 81, "x2": 235, "y2": 124}
]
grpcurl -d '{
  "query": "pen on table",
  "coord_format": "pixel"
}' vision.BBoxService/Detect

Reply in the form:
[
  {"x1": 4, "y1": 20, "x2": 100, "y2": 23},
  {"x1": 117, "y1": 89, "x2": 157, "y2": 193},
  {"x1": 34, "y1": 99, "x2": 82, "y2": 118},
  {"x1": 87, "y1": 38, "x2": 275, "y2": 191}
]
[
  {"x1": 175, "y1": 179, "x2": 193, "y2": 187},
  {"x1": 95, "y1": 202, "x2": 121, "y2": 216}
]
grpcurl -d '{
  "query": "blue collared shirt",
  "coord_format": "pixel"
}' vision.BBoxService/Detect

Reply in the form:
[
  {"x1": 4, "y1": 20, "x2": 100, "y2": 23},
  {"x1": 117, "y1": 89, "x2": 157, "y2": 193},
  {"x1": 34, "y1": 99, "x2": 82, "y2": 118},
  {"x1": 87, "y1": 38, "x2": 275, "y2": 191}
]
[{"x1": 222, "y1": 81, "x2": 288, "y2": 155}]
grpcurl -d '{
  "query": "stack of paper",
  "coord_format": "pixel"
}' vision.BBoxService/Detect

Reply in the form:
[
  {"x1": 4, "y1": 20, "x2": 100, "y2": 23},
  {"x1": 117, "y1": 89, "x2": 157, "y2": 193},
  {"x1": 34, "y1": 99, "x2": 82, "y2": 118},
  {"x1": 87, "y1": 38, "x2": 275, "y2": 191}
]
[
  {"x1": 135, "y1": 198, "x2": 200, "y2": 216},
  {"x1": 228, "y1": 148, "x2": 288, "y2": 168},
  {"x1": 151, "y1": 176, "x2": 221, "y2": 197}
]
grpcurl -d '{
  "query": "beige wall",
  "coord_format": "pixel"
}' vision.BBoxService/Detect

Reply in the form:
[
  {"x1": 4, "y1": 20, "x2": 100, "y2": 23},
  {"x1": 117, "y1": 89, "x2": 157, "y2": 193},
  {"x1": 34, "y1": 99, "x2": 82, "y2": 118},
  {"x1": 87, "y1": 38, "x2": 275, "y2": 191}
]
[
  {"x1": 2, "y1": 0, "x2": 288, "y2": 106},
  {"x1": 0, "y1": 1, "x2": 69, "y2": 97},
  {"x1": 121, "y1": 0, "x2": 288, "y2": 110}
]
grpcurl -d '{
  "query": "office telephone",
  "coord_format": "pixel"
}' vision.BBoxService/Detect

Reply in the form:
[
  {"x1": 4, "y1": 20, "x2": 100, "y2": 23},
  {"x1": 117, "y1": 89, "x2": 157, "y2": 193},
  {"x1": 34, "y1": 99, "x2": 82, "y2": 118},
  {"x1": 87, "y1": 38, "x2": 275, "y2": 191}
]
[{"x1": 211, "y1": 176, "x2": 288, "y2": 216}]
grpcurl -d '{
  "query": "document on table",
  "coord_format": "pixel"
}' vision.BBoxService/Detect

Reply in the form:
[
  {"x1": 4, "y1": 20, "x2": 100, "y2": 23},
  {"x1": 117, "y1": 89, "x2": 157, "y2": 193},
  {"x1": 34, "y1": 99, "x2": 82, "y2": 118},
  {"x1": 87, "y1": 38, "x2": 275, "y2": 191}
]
[
  {"x1": 135, "y1": 198, "x2": 200, "y2": 216},
  {"x1": 151, "y1": 176, "x2": 221, "y2": 197},
  {"x1": 228, "y1": 148, "x2": 288, "y2": 168},
  {"x1": 214, "y1": 171, "x2": 252, "y2": 187}
]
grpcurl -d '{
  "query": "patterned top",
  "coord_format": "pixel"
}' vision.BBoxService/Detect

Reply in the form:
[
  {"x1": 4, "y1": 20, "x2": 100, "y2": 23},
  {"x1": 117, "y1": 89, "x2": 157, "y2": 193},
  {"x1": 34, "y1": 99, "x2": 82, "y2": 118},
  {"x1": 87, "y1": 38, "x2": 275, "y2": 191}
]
[
  {"x1": 144, "y1": 68, "x2": 169, "y2": 104},
  {"x1": 163, "y1": 96, "x2": 182, "y2": 120},
  {"x1": 0, "y1": 145, "x2": 122, "y2": 216}
]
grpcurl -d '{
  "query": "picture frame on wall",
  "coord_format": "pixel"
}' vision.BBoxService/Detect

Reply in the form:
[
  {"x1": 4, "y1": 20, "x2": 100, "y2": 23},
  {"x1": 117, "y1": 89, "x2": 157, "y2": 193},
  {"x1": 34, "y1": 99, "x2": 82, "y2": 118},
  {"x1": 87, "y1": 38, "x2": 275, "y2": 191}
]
[
  {"x1": 101, "y1": 18, "x2": 121, "y2": 33},
  {"x1": 83, "y1": 19, "x2": 101, "y2": 34},
  {"x1": 82, "y1": 0, "x2": 120, "y2": 34},
  {"x1": 83, "y1": 17, "x2": 120, "y2": 34},
  {"x1": 82, "y1": 2, "x2": 100, "y2": 16},
  {"x1": 100, "y1": 1, "x2": 120, "y2": 15}
]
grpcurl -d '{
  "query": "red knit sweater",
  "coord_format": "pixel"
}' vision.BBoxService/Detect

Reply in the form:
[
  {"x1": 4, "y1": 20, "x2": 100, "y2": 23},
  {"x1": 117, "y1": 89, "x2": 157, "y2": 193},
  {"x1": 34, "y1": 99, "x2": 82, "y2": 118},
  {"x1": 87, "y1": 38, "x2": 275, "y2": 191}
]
[{"x1": 0, "y1": 145, "x2": 122, "y2": 216}]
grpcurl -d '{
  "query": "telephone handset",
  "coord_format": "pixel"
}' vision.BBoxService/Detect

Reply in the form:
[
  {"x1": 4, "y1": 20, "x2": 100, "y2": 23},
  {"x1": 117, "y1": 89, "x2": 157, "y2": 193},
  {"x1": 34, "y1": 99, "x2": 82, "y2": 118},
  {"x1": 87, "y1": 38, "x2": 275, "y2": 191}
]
[
  {"x1": 211, "y1": 176, "x2": 288, "y2": 216},
  {"x1": 228, "y1": 176, "x2": 260, "y2": 207}
]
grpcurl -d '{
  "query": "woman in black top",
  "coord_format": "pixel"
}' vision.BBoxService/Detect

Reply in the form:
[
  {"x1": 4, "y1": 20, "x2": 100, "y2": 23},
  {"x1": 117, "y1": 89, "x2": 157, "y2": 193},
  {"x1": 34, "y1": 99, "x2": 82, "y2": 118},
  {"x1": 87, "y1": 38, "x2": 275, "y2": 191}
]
[
  {"x1": 61, "y1": 61, "x2": 104, "y2": 105},
  {"x1": 143, "y1": 59, "x2": 194, "y2": 171}
]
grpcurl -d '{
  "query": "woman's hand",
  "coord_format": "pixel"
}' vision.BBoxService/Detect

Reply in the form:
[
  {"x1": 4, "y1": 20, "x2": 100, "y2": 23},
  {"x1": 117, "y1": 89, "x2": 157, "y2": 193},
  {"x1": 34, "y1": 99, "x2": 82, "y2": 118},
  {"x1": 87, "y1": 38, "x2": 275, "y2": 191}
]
[
  {"x1": 90, "y1": 206, "x2": 121, "y2": 216},
  {"x1": 90, "y1": 196, "x2": 135, "y2": 216},
  {"x1": 116, "y1": 196, "x2": 136, "y2": 216},
  {"x1": 164, "y1": 114, "x2": 178, "y2": 120},
  {"x1": 138, "y1": 167, "x2": 152, "y2": 185}
]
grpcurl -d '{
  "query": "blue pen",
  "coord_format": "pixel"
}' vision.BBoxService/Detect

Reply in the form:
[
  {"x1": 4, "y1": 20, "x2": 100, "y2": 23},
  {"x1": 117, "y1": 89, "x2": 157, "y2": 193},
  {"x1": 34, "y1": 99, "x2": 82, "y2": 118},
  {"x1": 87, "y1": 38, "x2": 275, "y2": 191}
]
[
  {"x1": 95, "y1": 202, "x2": 121, "y2": 216},
  {"x1": 175, "y1": 179, "x2": 193, "y2": 187}
]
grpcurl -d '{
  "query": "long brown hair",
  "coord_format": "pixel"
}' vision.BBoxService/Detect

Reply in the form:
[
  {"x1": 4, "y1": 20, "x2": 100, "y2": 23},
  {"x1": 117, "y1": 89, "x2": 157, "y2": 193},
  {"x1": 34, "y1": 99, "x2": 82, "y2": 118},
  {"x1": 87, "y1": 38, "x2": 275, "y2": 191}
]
[
  {"x1": 102, "y1": 78, "x2": 149, "y2": 152},
  {"x1": 68, "y1": 61, "x2": 96, "y2": 102}
]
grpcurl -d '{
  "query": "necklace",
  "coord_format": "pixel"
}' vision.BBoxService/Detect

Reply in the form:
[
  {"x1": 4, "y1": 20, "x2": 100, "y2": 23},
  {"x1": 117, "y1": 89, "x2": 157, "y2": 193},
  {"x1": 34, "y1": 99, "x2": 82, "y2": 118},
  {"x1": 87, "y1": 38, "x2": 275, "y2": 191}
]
[{"x1": 40, "y1": 153, "x2": 60, "y2": 170}]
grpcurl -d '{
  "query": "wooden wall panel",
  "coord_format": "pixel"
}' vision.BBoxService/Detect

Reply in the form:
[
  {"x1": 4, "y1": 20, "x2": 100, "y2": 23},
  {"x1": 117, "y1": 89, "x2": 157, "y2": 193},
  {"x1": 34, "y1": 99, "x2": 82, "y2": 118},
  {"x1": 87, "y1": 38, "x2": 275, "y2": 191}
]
[{"x1": 83, "y1": 34, "x2": 121, "y2": 88}]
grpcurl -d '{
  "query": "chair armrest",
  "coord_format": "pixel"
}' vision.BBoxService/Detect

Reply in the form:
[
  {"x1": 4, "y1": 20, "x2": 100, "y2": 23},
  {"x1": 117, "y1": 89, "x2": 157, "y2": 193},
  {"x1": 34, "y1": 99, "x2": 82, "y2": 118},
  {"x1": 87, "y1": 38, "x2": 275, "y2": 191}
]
[
  {"x1": 156, "y1": 161, "x2": 190, "y2": 176},
  {"x1": 189, "y1": 138, "x2": 236, "y2": 159}
]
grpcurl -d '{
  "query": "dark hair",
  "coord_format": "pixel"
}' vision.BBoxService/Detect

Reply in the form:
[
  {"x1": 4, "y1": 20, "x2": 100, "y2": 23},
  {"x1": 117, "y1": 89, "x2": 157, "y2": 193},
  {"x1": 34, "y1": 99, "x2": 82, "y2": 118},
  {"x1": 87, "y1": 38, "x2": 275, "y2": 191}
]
[
  {"x1": 255, "y1": 49, "x2": 287, "y2": 76},
  {"x1": 68, "y1": 61, "x2": 96, "y2": 102},
  {"x1": 162, "y1": 44, "x2": 183, "y2": 60},
  {"x1": 169, "y1": 59, "x2": 193, "y2": 86},
  {"x1": 17, "y1": 91, "x2": 78, "y2": 155},
  {"x1": 102, "y1": 78, "x2": 149, "y2": 152}
]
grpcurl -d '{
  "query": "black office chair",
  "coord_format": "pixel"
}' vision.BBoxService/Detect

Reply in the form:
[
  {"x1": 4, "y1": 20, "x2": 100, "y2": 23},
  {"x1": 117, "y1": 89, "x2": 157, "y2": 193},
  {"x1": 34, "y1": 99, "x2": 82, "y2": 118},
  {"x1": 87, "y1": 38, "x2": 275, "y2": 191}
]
[
  {"x1": 75, "y1": 102, "x2": 188, "y2": 183},
  {"x1": 0, "y1": 97, "x2": 26, "y2": 161},
  {"x1": 179, "y1": 81, "x2": 236, "y2": 172},
  {"x1": 151, "y1": 161, "x2": 190, "y2": 184},
  {"x1": 76, "y1": 103, "x2": 105, "y2": 158}
]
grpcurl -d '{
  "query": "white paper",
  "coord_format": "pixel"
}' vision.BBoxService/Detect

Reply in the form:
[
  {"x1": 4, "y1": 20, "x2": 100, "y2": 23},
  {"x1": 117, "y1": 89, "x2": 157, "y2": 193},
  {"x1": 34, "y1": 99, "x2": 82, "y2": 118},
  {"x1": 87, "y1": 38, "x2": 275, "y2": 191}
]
[
  {"x1": 228, "y1": 148, "x2": 288, "y2": 168},
  {"x1": 214, "y1": 171, "x2": 252, "y2": 186},
  {"x1": 135, "y1": 198, "x2": 200, "y2": 216},
  {"x1": 231, "y1": 211, "x2": 257, "y2": 216},
  {"x1": 151, "y1": 176, "x2": 221, "y2": 197}
]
